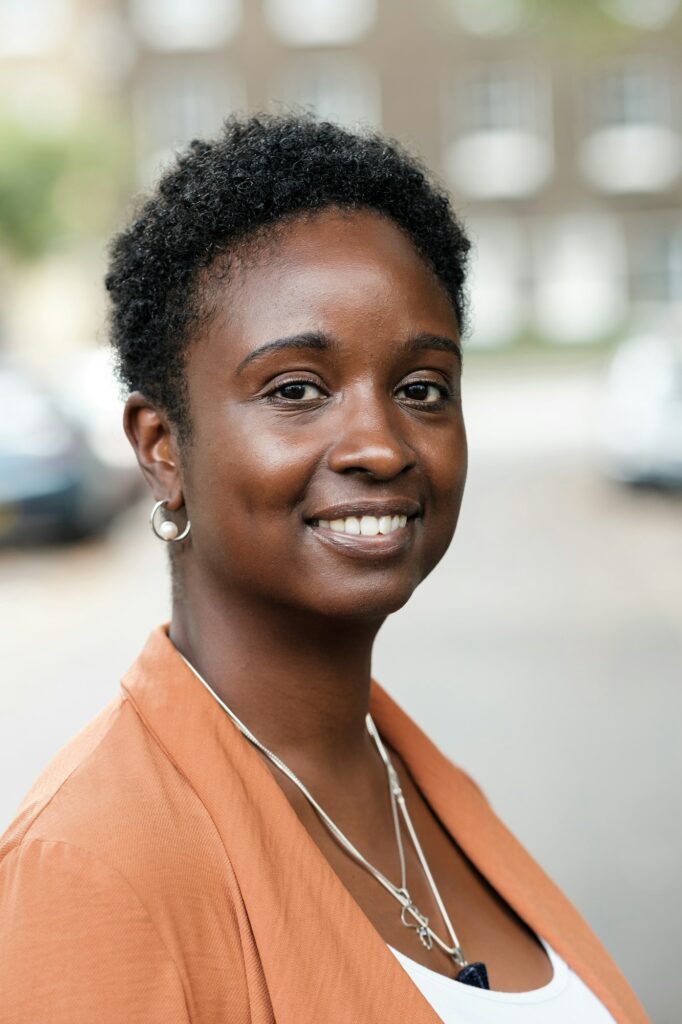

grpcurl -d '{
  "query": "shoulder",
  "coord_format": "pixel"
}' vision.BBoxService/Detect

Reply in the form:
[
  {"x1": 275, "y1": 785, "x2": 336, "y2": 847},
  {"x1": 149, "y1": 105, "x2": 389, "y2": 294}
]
[
  {"x1": 0, "y1": 692, "x2": 251, "y2": 1021},
  {"x1": 1, "y1": 691, "x2": 225, "y2": 883},
  {"x1": 0, "y1": 836, "x2": 190, "y2": 1022}
]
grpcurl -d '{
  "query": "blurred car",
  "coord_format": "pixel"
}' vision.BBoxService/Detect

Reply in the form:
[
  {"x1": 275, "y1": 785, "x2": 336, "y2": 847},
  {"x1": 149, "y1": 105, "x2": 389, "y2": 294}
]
[
  {"x1": 597, "y1": 326, "x2": 682, "y2": 487},
  {"x1": 0, "y1": 355, "x2": 140, "y2": 544}
]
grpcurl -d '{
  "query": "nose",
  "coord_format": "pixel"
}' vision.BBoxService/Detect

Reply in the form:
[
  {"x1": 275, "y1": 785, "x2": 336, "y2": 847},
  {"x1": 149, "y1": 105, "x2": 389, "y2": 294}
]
[{"x1": 327, "y1": 390, "x2": 417, "y2": 480}]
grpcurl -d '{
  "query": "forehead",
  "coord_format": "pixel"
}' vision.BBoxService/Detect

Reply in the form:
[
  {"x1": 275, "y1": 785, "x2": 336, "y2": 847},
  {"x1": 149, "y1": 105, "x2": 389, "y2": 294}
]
[{"x1": 201, "y1": 208, "x2": 458, "y2": 360}]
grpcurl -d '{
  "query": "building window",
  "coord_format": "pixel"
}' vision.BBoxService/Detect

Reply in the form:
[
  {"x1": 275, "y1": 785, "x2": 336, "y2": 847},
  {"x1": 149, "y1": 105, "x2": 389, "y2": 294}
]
[
  {"x1": 579, "y1": 63, "x2": 681, "y2": 193},
  {"x1": 592, "y1": 65, "x2": 671, "y2": 128},
  {"x1": 466, "y1": 218, "x2": 528, "y2": 347},
  {"x1": 631, "y1": 216, "x2": 682, "y2": 305},
  {"x1": 264, "y1": 0, "x2": 376, "y2": 46},
  {"x1": 443, "y1": 65, "x2": 553, "y2": 199},
  {"x1": 532, "y1": 212, "x2": 627, "y2": 343},
  {"x1": 130, "y1": 0, "x2": 242, "y2": 52},
  {"x1": 72, "y1": 9, "x2": 136, "y2": 84},
  {"x1": 134, "y1": 65, "x2": 245, "y2": 180},
  {"x1": 274, "y1": 58, "x2": 380, "y2": 127},
  {"x1": 0, "y1": 0, "x2": 71, "y2": 57}
]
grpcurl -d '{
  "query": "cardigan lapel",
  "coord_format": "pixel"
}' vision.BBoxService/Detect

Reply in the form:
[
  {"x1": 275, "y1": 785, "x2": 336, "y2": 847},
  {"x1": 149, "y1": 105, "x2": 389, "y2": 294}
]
[
  {"x1": 122, "y1": 625, "x2": 440, "y2": 1024},
  {"x1": 122, "y1": 624, "x2": 647, "y2": 1024},
  {"x1": 370, "y1": 685, "x2": 649, "y2": 1024}
]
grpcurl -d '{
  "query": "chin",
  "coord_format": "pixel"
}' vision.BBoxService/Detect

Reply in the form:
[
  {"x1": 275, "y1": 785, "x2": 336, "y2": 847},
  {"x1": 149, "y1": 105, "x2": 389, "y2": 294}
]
[{"x1": 310, "y1": 580, "x2": 418, "y2": 622}]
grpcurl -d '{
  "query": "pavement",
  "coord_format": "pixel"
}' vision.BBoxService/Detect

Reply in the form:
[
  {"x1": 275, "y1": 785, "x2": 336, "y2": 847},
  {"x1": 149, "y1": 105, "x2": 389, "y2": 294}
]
[{"x1": 1, "y1": 355, "x2": 680, "y2": 1020}]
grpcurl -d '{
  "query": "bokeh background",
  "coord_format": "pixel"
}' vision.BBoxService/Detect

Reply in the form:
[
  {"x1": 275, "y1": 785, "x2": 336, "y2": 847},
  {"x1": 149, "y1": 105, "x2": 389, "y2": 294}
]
[{"x1": 1, "y1": 1, "x2": 681, "y2": 1018}]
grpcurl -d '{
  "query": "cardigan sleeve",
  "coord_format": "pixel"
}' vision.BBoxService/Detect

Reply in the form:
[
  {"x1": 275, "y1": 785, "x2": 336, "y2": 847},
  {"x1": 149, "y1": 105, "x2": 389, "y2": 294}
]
[{"x1": 0, "y1": 838, "x2": 190, "y2": 1023}]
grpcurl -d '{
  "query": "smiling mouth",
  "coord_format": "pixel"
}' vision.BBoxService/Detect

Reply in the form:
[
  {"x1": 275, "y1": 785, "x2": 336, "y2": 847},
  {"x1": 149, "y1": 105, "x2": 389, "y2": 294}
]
[{"x1": 304, "y1": 508, "x2": 420, "y2": 560}]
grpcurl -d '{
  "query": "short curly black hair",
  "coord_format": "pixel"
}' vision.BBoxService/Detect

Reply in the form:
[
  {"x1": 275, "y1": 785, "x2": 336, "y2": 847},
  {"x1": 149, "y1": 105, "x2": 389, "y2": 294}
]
[{"x1": 105, "y1": 113, "x2": 470, "y2": 446}]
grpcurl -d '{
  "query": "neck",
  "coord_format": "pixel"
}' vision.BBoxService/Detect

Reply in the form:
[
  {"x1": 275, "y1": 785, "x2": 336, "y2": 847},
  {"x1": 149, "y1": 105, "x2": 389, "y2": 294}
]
[{"x1": 169, "y1": 576, "x2": 385, "y2": 783}]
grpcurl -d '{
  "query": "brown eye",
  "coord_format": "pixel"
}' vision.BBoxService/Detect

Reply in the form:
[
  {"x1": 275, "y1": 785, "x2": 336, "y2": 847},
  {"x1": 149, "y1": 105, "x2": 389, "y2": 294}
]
[
  {"x1": 276, "y1": 382, "x2": 325, "y2": 401},
  {"x1": 396, "y1": 381, "x2": 448, "y2": 405}
]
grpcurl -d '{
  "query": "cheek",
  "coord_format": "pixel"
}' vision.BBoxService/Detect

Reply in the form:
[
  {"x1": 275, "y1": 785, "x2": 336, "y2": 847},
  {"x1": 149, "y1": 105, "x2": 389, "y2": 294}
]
[
  {"x1": 187, "y1": 411, "x2": 318, "y2": 523},
  {"x1": 182, "y1": 426, "x2": 312, "y2": 593},
  {"x1": 422, "y1": 425, "x2": 468, "y2": 544},
  {"x1": 237, "y1": 427, "x2": 319, "y2": 518},
  {"x1": 424, "y1": 414, "x2": 467, "y2": 492}
]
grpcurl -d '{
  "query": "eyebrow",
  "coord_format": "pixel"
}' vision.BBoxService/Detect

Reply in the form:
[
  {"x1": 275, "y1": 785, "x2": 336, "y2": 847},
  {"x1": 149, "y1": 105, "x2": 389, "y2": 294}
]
[
  {"x1": 404, "y1": 332, "x2": 463, "y2": 368},
  {"x1": 235, "y1": 329, "x2": 462, "y2": 375},
  {"x1": 236, "y1": 332, "x2": 333, "y2": 375}
]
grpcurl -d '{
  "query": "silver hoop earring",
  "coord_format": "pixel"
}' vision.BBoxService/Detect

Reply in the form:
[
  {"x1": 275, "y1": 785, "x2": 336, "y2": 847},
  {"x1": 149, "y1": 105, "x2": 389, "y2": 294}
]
[{"x1": 150, "y1": 498, "x2": 191, "y2": 543}]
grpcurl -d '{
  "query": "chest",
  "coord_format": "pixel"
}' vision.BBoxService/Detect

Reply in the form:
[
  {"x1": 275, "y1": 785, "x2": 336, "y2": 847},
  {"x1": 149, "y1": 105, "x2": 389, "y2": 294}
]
[{"x1": 274, "y1": 754, "x2": 553, "y2": 993}]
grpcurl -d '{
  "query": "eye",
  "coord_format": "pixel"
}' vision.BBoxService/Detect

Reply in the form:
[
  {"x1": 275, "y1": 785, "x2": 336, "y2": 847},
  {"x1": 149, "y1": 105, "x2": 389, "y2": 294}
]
[
  {"x1": 396, "y1": 381, "x2": 450, "y2": 406},
  {"x1": 266, "y1": 379, "x2": 328, "y2": 402}
]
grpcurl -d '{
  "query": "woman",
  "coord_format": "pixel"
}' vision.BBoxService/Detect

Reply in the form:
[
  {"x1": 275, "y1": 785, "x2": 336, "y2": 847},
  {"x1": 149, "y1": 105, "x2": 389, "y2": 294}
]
[{"x1": 0, "y1": 115, "x2": 647, "y2": 1022}]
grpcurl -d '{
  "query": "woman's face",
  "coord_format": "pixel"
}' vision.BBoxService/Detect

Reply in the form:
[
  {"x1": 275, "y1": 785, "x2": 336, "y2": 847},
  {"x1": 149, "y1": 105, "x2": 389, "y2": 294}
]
[{"x1": 180, "y1": 208, "x2": 467, "y2": 619}]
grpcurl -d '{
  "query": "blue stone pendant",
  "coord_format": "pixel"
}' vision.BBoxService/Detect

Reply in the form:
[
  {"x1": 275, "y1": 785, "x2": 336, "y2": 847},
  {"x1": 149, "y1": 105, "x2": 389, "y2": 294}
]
[{"x1": 456, "y1": 961, "x2": 490, "y2": 989}]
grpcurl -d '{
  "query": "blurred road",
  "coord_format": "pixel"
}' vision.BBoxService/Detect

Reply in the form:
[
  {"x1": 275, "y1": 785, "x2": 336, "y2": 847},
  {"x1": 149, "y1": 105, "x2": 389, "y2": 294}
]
[{"x1": 1, "y1": 356, "x2": 680, "y2": 1020}]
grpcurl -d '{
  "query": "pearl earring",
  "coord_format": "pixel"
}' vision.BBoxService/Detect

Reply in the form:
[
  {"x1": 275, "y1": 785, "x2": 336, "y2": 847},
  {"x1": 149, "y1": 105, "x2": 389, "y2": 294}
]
[{"x1": 150, "y1": 499, "x2": 191, "y2": 543}]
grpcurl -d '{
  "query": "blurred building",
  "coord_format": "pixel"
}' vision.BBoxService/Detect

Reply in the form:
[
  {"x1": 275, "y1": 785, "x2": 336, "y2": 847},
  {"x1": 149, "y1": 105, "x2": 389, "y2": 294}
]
[{"x1": 1, "y1": 0, "x2": 681, "y2": 352}]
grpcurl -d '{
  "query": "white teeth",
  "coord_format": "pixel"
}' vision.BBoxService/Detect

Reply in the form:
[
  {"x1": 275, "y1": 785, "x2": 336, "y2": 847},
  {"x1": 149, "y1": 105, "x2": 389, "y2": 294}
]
[
  {"x1": 360, "y1": 516, "x2": 379, "y2": 536},
  {"x1": 378, "y1": 515, "x2": 392, "y2": 535},
  {"x1": 314, "y1": 513, "x2": 413, "y2": 535}
]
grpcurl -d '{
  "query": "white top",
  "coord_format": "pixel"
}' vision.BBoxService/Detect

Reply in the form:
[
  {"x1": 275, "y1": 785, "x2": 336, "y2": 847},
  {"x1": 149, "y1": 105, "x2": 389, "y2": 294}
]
[{"x1": 388, "y1": 939, "x2": 616, "y2": 1023}]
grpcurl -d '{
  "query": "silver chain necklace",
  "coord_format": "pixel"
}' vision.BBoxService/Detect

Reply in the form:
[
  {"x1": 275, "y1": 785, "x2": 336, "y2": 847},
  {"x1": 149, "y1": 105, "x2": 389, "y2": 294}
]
[{"x1": 177, "y1": 650, "x2": 490, "y2": 988}]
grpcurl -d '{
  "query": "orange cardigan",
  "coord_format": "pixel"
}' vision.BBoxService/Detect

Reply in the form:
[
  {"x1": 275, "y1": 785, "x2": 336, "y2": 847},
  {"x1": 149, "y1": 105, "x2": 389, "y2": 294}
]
[{"x1": 0, "y1": 624, "x2": 648, "y2": 1022}]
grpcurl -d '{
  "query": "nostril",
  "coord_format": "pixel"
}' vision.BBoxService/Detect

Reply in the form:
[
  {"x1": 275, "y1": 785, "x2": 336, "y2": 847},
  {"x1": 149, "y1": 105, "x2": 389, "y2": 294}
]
[
  {"x1": 338, "y1": 458, "x2": 416, "y2": 480},
  {"x1": 327, "y1": 429, "x2": 417, "y2": 480}
]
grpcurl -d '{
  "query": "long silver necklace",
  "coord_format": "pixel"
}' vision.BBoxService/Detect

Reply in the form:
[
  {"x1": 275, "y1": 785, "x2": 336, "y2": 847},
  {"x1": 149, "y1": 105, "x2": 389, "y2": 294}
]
[{"x1": 178, "y1": 650, "x2": 490, "y2": 988}]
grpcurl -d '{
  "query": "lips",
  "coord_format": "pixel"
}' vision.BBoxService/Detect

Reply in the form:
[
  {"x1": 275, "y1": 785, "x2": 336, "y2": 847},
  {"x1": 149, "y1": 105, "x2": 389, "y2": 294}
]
[{"x1": 304, "y1": 500, "x2": 421, "y2": 560}]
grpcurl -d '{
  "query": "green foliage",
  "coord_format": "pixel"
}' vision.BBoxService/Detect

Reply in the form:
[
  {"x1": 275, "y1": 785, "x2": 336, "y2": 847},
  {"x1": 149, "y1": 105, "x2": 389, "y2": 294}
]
[
  {"x1": 523, "y1": 0, "x2": 659, "y2": 47},
  {"x1": 438, "y1": 0, "x2": 682, "y2": 49},
  {"x1": 0, "y1": 116, "x2": 130, "y2": 262}
]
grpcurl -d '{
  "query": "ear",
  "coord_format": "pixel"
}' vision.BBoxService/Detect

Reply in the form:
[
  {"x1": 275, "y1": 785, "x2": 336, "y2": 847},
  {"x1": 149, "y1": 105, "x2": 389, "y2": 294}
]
[{"x1": 123, "y1": 392, "x2": 184, "y2": 512}]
